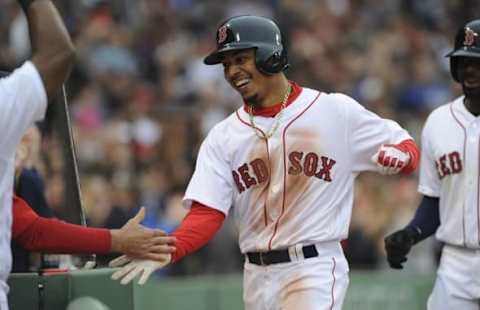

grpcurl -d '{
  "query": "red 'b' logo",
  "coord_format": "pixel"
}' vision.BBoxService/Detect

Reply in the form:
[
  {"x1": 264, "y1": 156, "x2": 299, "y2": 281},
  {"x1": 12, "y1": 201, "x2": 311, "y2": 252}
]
[
  {"x1": 218, "y1": 25, "x2": 228, "y2": 44},
  {"x1": 463, "y1": 27, "x2": 477, "y2": 47}
]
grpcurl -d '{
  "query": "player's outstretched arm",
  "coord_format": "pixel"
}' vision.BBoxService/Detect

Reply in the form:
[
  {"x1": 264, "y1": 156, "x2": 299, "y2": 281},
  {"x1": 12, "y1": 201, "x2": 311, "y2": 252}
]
[
  {"x1": 371, "y1": 139, "x2": 419, "y2": 175},
  {"x1": 20, "y1": 0, "x2": 75, "y2": 100},
  {"x1": 12, "y1": 196, "x2": 176, "y2": 257},
  {"x1": 384, "y1": 195, "x2": 440, "y2": 269}
]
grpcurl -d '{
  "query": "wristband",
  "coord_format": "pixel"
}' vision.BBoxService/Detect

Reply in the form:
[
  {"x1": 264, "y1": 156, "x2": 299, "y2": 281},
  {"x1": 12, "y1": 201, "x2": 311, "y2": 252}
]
[
  {"x1": 405, "y1": 225, "x2": 422, "y2": 245},
  {"x1": 18, "y1": 0, "x2": 36, "y2": 13}
]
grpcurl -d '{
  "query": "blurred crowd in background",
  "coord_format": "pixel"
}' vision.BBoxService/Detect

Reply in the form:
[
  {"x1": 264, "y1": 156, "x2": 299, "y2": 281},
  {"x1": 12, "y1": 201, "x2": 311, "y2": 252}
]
[{"x1": 1, "y1": 0, "x2": 479, "y2": 277}]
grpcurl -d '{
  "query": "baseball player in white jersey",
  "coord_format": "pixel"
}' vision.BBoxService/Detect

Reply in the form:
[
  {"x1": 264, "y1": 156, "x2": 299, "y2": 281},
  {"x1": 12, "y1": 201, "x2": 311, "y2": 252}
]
[
  {"x1": 110, "y1": 15, "x2": 419, "y2": 310},
  {"x1": 0, "y1": 1, "x2": 75, "y2": 308},
  {"x1": 384, "y1": 19, "x2": 480, "y2": 310}
]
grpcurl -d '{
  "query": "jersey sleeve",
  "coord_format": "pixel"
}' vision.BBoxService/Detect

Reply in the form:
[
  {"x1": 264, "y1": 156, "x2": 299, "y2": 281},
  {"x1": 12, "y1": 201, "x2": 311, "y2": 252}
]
[
  {"x1": 183, "y1": 125, "x2": 234, "y2": 215},
  {"x1": 0, "y1": 61, "x2": 47, "y2": 158},
  {"x1": 343, "y1": 94, "x2": 413, "y2": 172},
  {"x1": 417, "y1": 121, "x2": 440, "y2": 197}
]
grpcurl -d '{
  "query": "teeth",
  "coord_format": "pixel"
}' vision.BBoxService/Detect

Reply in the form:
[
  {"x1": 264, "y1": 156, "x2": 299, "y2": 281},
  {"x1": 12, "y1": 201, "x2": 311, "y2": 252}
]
[{"x1": 235, "y1": 79, "x2": 249, "y2": 88}]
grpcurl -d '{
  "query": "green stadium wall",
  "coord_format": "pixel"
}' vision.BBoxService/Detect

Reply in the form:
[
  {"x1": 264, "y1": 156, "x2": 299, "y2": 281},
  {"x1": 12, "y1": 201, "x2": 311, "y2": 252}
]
[{"x1": 8, "y1": 269, "x2": 434, "y2": 310}]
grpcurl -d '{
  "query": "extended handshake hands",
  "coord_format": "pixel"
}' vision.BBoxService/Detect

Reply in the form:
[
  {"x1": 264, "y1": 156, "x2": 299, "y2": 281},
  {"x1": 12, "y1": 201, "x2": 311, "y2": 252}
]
[
  {"x1": 109, "y1": 207, "x2": 175, "y2": 285},
  {"x1": 371, "y1": 144, "x2": 411, "y2": 175}
]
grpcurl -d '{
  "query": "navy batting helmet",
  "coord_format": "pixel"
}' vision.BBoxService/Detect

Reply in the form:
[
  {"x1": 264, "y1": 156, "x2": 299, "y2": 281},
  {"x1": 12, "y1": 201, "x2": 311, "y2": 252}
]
[
  {"x1": 446, "y1": 19, "x2": 480, "y2": 82},
  {"x1": 204, "y1": 15, "x2": 289, "y2": 75}
]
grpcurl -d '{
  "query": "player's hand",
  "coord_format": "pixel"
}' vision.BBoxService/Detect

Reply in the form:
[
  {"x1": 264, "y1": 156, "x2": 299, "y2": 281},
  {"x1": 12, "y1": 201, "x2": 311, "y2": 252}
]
[
  {"x1": 110, "y1": 207, "x2": 176, "y2": 260},
  {"x1": 384, "y1": 227, "x2": 419, "y2": 269},
  {"x1": 110, "y1": 254, "x2": 171, "y2": 285},
  {"x1": 371, "y1": 144, "x2": 410, "y2": 175}
]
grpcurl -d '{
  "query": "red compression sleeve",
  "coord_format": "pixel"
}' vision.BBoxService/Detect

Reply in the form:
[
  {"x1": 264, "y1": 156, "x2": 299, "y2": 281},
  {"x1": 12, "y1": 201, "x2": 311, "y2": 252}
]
[
  {"x1": 394, "y1": 139, "x2": 419, "y2": 175},
  {"x1": 171, "y1": 201, "x2": 225, "y2": 263},
  {"x1": 12, "y1": 195, "x2": 111, "y2": 254}
]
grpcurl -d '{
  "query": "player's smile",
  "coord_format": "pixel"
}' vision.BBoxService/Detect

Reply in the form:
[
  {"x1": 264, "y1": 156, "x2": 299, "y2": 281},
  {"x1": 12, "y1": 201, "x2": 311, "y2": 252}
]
[
  {"x1": 233, "y1": 76, "x2": 252, "y2": 93},
  {"x1": 221, "y1": 49, "x2": 260, "y2": 98},
  {"x1": 464, "y1": 77, "x2": 480, "y2": 88}
]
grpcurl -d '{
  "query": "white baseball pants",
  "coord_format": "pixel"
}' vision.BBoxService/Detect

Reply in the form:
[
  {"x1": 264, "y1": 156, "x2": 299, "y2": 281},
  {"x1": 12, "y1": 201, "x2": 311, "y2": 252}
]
[
  {"x1": 427, "y1": 244, "x2": 480, "y2": 310},
  {"x1": 243, "y1": 241, "x2": 349, "y2": 310}
]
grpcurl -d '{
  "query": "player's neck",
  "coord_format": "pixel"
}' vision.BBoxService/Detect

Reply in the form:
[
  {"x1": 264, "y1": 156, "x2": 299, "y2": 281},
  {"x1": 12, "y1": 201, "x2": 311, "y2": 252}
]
[
  {"x1": 464, "y1": 97, "x2": 480, "y2": 117},
  {"x1": 244, "y1": 81, "x2": 301, "y2": 117},
  {"x1": 255, "y1": 77, "x2": 290, "y2": 108}
]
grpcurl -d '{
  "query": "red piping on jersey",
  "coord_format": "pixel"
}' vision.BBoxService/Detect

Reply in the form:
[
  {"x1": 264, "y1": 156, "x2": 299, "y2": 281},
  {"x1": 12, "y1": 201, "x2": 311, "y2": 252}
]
[
  {"x1": 242, "y1": 81, "x2": 302, "y2": 117},
  {"x1": 449, "y1": 102, "x2": 468, "y2": 247},
  {"x1": 477, "y1": 140, "x2": 480, "y2": 245},
  {"x1": 265, "y1": 144, "x2": 271, "y2": 227},
  {"x1": 236, "y1": 110, "x2": 267, "y2": 139},
  {"x1": 235, "y1": 111, "x2": 271, "y2": 225},
  {"x1": 267, "y1": 91, "x2": 322, "y2": 250},
  {"x1": 329, "y1": 257, "x2": 337, "y2": 310}
]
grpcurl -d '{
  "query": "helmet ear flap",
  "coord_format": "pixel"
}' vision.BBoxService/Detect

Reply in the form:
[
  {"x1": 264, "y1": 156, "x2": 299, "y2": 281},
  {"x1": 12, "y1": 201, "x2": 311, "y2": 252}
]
[{"x1": 256, "y1": 46, "x2": 289, "y2": 75}]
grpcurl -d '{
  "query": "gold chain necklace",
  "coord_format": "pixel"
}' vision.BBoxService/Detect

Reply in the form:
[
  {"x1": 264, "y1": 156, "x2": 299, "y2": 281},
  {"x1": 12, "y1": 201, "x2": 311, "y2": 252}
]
[{"x1": 248, "y1": 84, "x2": 291, "y2": 139}]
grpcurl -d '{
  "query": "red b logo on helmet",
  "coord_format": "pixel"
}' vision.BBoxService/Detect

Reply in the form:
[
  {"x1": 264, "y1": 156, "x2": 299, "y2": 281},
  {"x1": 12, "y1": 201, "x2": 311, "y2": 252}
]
[
  {"x1": 218, "y1": 25, "x2": 228, "y2": 44},
  {"x1": 463, "y1": 27, "x2": 477, "y2": 47}
]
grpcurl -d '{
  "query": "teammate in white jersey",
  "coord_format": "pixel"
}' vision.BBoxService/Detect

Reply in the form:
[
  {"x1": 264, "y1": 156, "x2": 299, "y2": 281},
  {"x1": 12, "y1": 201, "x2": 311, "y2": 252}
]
[
  {"x1": 384, "y1": 19, "x2": 480, "y2": 310},
  {"x1": 110, "y1": 15, "x2": 419, "y2": 309},
  {"x1": 0, "y1": 1, "x2": 75, "y2": 309}
]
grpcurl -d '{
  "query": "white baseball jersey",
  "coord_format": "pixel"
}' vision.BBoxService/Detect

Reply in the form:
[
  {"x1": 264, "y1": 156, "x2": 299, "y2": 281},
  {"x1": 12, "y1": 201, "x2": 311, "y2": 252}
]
[
  {"x1": 184, "y1": 86, "x2": 412, "y2": 254},
  {"x1": 418, "y1": 96, "x2": 480, "y2": 248},
  {"x1": 0, "y1": 61, "x2": 47, "y2": 305}
]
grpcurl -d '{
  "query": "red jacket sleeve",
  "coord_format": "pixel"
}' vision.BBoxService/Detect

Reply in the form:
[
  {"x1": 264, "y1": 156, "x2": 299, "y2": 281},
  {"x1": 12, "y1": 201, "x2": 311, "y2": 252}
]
[
  {"x1": 12, "y1": 194, "x2": 111, "y2": 254},
  {"x1": 171, "y1": 201, "x2": 226, "y2": 263}
]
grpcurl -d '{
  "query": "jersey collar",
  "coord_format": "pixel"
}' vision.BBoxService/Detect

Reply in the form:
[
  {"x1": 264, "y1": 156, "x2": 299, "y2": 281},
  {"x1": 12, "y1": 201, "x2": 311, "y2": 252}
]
[{"x1": 242, "y1": 81, "x2": 302, "y2": 117}]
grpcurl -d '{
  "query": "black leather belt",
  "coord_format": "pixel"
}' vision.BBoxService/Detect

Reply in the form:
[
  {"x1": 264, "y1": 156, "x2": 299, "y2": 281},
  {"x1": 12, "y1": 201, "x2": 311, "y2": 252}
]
[{"x1": 246, "y1": 244, "x2": 319, "y2": 266}]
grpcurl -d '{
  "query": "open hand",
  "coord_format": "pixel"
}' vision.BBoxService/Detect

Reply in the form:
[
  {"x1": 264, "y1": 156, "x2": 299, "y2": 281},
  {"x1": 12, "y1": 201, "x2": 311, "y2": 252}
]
[{"x1": 110, "y1": 207, "x2": 176, "y2": 260}]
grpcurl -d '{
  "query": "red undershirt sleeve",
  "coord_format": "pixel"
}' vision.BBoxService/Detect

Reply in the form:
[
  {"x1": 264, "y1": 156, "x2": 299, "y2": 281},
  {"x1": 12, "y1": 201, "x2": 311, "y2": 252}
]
[
  {"x1": 171, "y1": 201, "x2": 226, "y2": 263},
  {"x1": 12, "y1": 194, "x2": 111, "y2": 254},
  {"x1": 395, "y1": 139, "x2": 419, "y2": 175}
]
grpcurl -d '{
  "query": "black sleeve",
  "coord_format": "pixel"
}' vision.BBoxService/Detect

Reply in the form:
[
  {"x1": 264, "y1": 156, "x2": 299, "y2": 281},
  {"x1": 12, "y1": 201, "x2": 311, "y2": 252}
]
[
  {"x1": 15, "y1": 168, "x2": 53, "y2": 218},
  {"x1": 406, "y1": 195, "x2": 440, "y2": 243}
]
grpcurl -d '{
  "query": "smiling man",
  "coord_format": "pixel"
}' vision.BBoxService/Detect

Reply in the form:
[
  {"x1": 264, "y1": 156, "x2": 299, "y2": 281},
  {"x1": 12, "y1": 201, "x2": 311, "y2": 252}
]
[
  {"x1": 110, "y1": 15, "x2": 419, "y2": 310},
  {"x1": 384, "y1": 19, "x2": 480, "y2": 310}
]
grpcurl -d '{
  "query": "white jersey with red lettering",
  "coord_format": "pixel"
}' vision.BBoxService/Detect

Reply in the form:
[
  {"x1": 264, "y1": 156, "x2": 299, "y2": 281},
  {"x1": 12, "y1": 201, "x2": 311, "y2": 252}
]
[
  {"x1": 184, "y1": 85, "x2": 413, "y2": 309},
  {"x1": 185, "y1": 86, "x2": 412, "y2": 253},
  {"x1": 0, "y1": 62, "x2": 47, "y2": 305},
  {"x1": 419, "y1": 95, "x2": 478, "y2": 248},
  {"x1": 419, "y1": 96, "x2": 480, "y2": 310}
]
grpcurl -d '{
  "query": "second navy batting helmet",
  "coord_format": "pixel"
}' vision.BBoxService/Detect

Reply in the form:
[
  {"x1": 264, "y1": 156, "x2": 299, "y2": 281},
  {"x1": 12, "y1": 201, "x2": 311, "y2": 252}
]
[
  {"x1": 203, "y1": 15, "x2": 289, "y2": 75},
  {"x1": 446, "y1": 19, "x2": 480, "y2": 82}
]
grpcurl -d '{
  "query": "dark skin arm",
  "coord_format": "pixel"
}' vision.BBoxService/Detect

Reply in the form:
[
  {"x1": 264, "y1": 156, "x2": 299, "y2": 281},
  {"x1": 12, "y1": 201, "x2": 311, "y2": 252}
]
[{"x1": 23, "y1": 0, "x2": 75, "y2": 100}]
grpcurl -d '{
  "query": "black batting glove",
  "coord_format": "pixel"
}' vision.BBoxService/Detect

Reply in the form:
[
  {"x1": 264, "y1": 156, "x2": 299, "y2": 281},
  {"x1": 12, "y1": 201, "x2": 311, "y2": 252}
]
[{"x1": 384, "y1": 226, "x2": 420, "y2": 269}]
